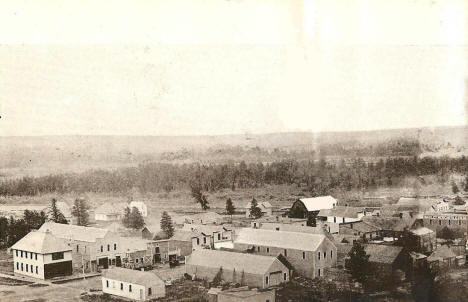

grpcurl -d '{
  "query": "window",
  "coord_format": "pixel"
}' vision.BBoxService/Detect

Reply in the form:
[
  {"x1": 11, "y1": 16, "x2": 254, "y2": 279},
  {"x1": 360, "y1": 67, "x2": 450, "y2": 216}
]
[
  {"x1": 136, "y1": 258, "x2": 139, "y2": 263},
  {"x1": 258, "y1": 246, "x2": 261, "y2": 252},
  {"x1": 331, "y1": 250, "x2": 333, "y2": 259},
  {"x1": 302, "y1": 252, "x2": 306, "y2": 260},
  {"x1": 52, "y1": 252, "x2": 64, "y2": 260},
  {"x1": 284, "y1": 249, "x2": 287, "y2": 257},
  {"x1": 114, "y1": 243, "x2": 117, "y2": 250},
  {"x1": 276, "y1": 227, "x2": 280, "y2": 231},
  {"x1": 459, "y1": 220, "x2": 462, "y2": 226},
  {"x1": 30, "y1": 252, "x2": 33, "y2": 259},
  {"x1": 318, "y1": 269, "x2": 321, "y2": 277},
  {"x1": 26, "y1": 264, "x2": 28, "y2": 272},
  {"x1": 196, "y1": 238, "x2": 200, "y2": 245},
  {"x1": 21, "y1": 251, "x2": 23, "y2": 258},
  {"x1": 121, "y1": 283, "x2": 123, "y2": 290},
  {"x1": 324, "y1": 251, "x2": 327, "y2": 259},
  {"x1": 107, "y1": 244, "x2": 110, "y2": 251},
  {"x1": 449, "y1": 220, "x2": 451, "y2": 225},
  {"x1": 21, "y1": 263, "x2": 23, "y2": 271},
  {"x1": 266, "y1": 247, "x2": 270, "y2": 253},
  {"x1": 265, "y1": 276, "x2": 269, "y2": 284},
  {"x1": 342, "y1": 218, "x2": 345, "y2": 223},
  {"x1": 15, "y1": 250, "x2": 18, "y2": 257},
  {"x1": 218, "y1": 234, "x2": 221, "y2": 241},
  {"x1": 77, "y1": 245, "x2": 79, "y2": 252},
  {"x1": 430, "y1": 220, "x2": 432, "y2": 225},
  {"x1": 35, "y1": 253, "x2": 37, "y2": 260},
  {"x1": 16, "y1": 262, "x2": 19, "y2": 270},
  {"x1": 129, "y1": 285, "x2": 132, "y2": 292},
  {"x1": 318, "y1": 252, "x2": 321, "y2": 260},
  {"x1": 36, "y1": 266, "x2": 38, "y2": 274},
  {"x1": 148, "y1": 288, "x2": 152, "y2": 296},
  {"x1": 101, "y1": 246, "x2": 103, "y2": 252},
  {"x1": 439, "y1": 220, "x2": 441, "y2": 226},
  {"x1": 141, "y1": 258, "x2": 143, "y2": 264},
  {"x1": 283, "y1": 272, "x2": 287, "y2": 281},
  {"x1": 333, "y1": 217, "x2": 336, "y2": 223},
  {"x1": 203, "y1": 237, "x2": 206, "y2": 244},
  {"x1": 106, "y1": 280, "x2": 109, "y2": 288}
]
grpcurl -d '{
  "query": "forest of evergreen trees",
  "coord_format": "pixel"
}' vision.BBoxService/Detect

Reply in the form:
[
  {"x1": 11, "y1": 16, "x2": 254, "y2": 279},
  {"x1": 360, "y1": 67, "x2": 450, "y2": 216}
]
[{"x1": 1, "y1": 155, "x2": 467, "y2": 197}]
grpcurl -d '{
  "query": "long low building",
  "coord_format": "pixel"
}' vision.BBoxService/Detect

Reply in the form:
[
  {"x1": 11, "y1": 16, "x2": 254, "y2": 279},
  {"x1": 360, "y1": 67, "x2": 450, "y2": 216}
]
[
  {"x1": 11, "y1": 229, "x2": 73, "y2": 279},
  {"x1": 185, "y1": 249, "x2": 290, "y2": 289},
  {"x1": 233, "y1": 228, "x2": 336, "y2": 279}
]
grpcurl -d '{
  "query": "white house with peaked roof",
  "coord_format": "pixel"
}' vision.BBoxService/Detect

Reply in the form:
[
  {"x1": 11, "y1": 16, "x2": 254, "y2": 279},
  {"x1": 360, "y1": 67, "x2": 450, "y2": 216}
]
[
  {"x1": 11, "y1": 230, "x2": 73, "y2": 279},
  {"x1": 185, "y1": 249, "x2": 291, "y2": 289},
  {"x1": 39, "y1": 222, "x2": 126, "y2": 272},
  {"x1": 233, "y1": 228, "x2": 336, "y2": 279},
  {"x1": 244, "y1": 201, "x2": 273, "y2": 218},
  {"x1": 95, "y1": 202, "x2": 129, "y2": 221},
  {"x1": 102, "y1": 267, "x2": 165, "y2": 301},
  {"x1": 129, "y1": 201, "x2": 148, "y2": 217}
]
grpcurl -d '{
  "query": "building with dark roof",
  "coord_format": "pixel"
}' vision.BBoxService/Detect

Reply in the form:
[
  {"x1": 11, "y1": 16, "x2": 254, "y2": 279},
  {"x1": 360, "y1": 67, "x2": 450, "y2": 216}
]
[
  {"x1": 102, "y1": 267, "x2": 165, "y2": 301},
  {"x1": 185, "y1": 249, "x2": 290, "y2": 289},
  {"x1": 359, "y1": 245, "x2": 409, "y2": 276},
  {"x1": 11, "y1": 230, "x2": 73, "y2": 279}
]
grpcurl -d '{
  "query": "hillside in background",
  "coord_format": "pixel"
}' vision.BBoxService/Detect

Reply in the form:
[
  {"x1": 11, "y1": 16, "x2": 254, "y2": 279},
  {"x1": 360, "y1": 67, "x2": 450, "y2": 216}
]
[{"x1": 0, "y1": 125, "x2": 467, "y2": 178}]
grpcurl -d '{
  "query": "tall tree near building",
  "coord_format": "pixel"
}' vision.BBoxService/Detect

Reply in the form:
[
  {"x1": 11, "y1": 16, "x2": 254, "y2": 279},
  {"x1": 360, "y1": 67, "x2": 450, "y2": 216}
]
[
  {"x1": 212, "y1": 266, "x2": 223, "y2": 287},
  {"x1": 451, "y1": 180, "x2": 459, "y2": 194},
  {"x1": 130, "y1": 207, "x2": 145, "y2": 229},
  {"x1": 240, "y1": 270, "x2": 245, "y2": 286},
  {"x1": 225, "y1": 197, "x2": 235, "y2": 220},
  {"x1": 122, "y1": 207, "x2": 131, "y2": 228},
  {"x1": 347, "y1": 242, "x2": 371, "y2": 286},
  {"x1": 190, "y1": 183, "x2": 210, "y2": 210},
  {"x1": 72, "y1": 198, "x2": 90, "y2": 226},
  {"x1": 23, "y1": 210, "x2": 47, "y2": 230},
  {"x1": 249, "y1": 198, "x2": 263, "y2": 219},
  {"x1": 48, "y1": 198, "x2": 68, "y2": 224},
  {"x1": 160, "y1": 211, "x2": 175, "y2": 238}
]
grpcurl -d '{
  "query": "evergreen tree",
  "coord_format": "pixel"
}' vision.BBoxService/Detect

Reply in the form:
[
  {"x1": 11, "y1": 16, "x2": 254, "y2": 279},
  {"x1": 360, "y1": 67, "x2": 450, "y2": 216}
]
[
  {"x1": 454, "y1": 196, "x2": 465, "y2": 205},
  {"x1": 122, "y1": 207, "x2": 131, "y2": 228},
  {"x1": 464, "y1": 175, "x2": 468, "y2": 192},
  {"x1": 48, "y1": 198, "x2": 68, "y2": 224},
  {"x1": 212, "y1": 266, "x2": 223, "y2": 287},
  {"x1": 249, "y1": 198, "x2": 263, "y2": 219},
  {"x1": 232, "y1": 268, "x2": 237, "y2": 284},
  {"x1": 130, "y1": 207, "x2": 145, "y2": 229},
  {"x1": 347, "y1": 242, "x2": 371, "y2": 286},
  {"x1": 160, "y1": 211, "x2": 175, "y2": 238},
  {"x1": 0, "y1": 217, "x2": 8, "y2": 247},
  {"x1": 240, "y1": 270, "x2": 245, "y2": 286},
  {"x1": 451, "y1": 181, "x2": 459, "y2": 194},
  {"x1": 225, "y1": 198, "x2": 235, "y2": 219},
  {"x1": 190, "y1": 183, "x2": 210, "y2": 210},
  {"x1": 72, "y1": 198, "x2": 90, "y2": 226},
  {"x1": 23, "y1": 210, "x2": 47, "y2": 230}
]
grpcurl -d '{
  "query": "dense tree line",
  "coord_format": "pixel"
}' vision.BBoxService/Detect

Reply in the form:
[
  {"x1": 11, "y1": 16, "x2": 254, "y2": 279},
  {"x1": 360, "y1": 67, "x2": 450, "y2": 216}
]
[{"x1": 1, "y1": 156, "x2": 467, "y2": 196}]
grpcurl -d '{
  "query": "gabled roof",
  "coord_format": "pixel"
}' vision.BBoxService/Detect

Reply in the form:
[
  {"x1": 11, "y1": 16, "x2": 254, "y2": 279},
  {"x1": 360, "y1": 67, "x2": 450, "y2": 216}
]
[
  {"x1": 186, "y1": 249, "x2": 281, "y2": 275},
  {"x1": 298, "y1": 196, "x2": 337, "y2": 212},
  {"x1": 11, "y1": 230, "x2": 72, "y2": 254},
  {"x1": 428, "y1": 245, "x2": 456, "y2": 261},
  {"x1": 103, "y1": 267, "x2": 164, "y2": 287},
  {"x1": 411, "y1": 227, "x2": 434, "y2": 236},
  {"x1": 235, "y1": 228, "x2": 327, "y2": 251},
  {"x1": 95, "y1": 202, "x2": 128, "y2": 215},
  {"x1": 169, "y1": 230, "x2": 198, "y2": 242},
  {"x1": 39, "y1": 222, "x2": 110, "y2": 243},
  {"x1": 364, "y1": 245, "x2": 403, "y2": 264},
  {"x1": 318, "y1": 206, "x2": 365, "y2": 219}
]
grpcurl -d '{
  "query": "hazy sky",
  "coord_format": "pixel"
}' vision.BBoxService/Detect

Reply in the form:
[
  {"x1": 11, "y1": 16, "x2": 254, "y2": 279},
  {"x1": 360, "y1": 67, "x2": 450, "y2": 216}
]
[{"x1": 1, "y1": 0, "x2": 467, "y2": 136}]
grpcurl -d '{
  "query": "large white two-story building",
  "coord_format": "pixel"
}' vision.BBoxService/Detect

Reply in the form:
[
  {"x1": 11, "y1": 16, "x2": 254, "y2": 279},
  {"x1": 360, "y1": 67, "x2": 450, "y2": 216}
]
[{"x1": 11, "y1": 229, "x2": 73, "y2": 279}]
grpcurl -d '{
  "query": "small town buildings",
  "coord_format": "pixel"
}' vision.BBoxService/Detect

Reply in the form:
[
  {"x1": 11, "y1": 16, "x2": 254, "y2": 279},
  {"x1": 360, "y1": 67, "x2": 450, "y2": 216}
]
[
  {"x1": 94, "y1": 202, "x2": 129, "y2": 221},
  {"x1": 411, "y1": 227, "x2": 436, "y2": 254},
  {"x1": 183, "y1": 224, "x2": 234, "y2": 250},
  {"x1": 318, "y1": 206, "x2": 365, "y2": 224},
  {"x1": 217, "y1": 287, "x2": 275, "y2": 302},
  {"x1": 102, "y1": 267, "x2": 165, "y2": 301},
  {"x1": 185, "y1": 212, "x2": 224, "y2": 225},
  {"x1": 147, "y1": 231, "x2": 193, "y2": 263},
  {"x1": 362, "y1": 245, "x2": 408, "y2": 276},
  {"x1": 339, "y1": 221, "x2": 382, "y2": 240},
  {"x1": 39, "y1": 222, "x2": 125, "y2": 272},
  {"x1": 11, "y1": 230, "x2": 73, "y2": 279},
  {"x1": 431, "y1": 200, "x2": 450, "y2": 212},
  {"x1": 129, "y1": 201, "x2": 148, "y2": 217},
  {"x1": 289, "y1": 196, "x2": 338, "y2": 223},
  {"x1": 245, "y1": 201, "x2": 273, "y2": 218},
  {"x1": 395, "y1": 197, "x2": 440, "y2": 217},
  {"x1": 233, "y1": 228, "x2": 336, "y2": 279},
  {"x1": 423, "y1": 213, "x2": 467, "y2": 234},
  {"x1": 185, "y1": 249, "x2": 291, "y2": 289},
  {"x1": 251, "y1": 216, "x2": 307, "y2": 229},
  {"x1": 427, "y1": 245, "x2": 457, "y2": 270},
  {"x1": 362, "y1": 216, "x2": 421, "y2": 240}
]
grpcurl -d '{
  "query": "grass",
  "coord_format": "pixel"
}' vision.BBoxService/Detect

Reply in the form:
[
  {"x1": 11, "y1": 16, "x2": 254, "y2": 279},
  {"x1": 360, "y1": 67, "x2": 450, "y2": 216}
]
[{"x1": 0, "y1": 276, "x2": 34, "y2": 286}]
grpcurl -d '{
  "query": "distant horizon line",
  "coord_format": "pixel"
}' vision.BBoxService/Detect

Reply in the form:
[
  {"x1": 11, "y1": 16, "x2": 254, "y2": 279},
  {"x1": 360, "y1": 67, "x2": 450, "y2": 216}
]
[{"x1": 0, "y1": 124, "x2": 466, "y2": 138}]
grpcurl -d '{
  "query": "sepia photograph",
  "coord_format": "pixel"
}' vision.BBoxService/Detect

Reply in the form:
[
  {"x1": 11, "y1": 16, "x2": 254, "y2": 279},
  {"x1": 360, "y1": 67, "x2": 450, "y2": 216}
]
[{"x1": 0, "y1": 0, "x2": 467, "y2": 301}]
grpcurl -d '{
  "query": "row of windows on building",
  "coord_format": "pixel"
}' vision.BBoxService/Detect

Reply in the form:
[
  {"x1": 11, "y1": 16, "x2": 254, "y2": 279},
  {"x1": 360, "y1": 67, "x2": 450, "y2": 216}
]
[
  {"x1": 100, "y1": 244, "x2": 117, "y2": 253},
  {"x1": 428, "y1": 219, "x2": 464, "y2": 226},
  {"x1": 253, "y1": 246, "x2": 333, "y2": 261},
  {"x1": 15, "y1": 250, "x2": 38, "y2": 260},
  {"x1": 105, "y1": 280, "x2": 153, "y2": 296},
  {"x1": 16, "y1": 262, "x2": 39, "y2": 274}
]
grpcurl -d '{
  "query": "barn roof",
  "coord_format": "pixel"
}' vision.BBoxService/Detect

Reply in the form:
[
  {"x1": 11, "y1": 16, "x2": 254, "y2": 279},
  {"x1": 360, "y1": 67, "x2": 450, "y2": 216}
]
[
  {"x1": 186, "y1": 249, "x2": 280, "y2": 275},
  {"x1": 364, "y1": 245, "x2": 403, "y2": 264},
  {"x1": 235, "y1": 228, "x2": 327, "y2": 251},
  {"x1": 39, "y1": 222, "x2": 110, "y2": 243},
  {"x1": 103, "y1": 267, "x2": 164, "y2": 287},
  {"x1": 298, "y1": 196, "x2": 337, "y2": 212},
  {"x1": 11, "y1": 230, "x2": 72, "y2": 254}
]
